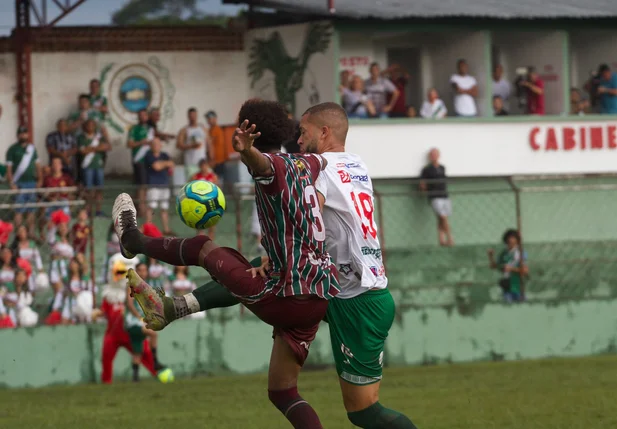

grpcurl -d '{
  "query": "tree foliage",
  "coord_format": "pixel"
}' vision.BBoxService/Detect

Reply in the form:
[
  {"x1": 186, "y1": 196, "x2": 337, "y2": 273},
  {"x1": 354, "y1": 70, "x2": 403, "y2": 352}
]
[{"x1": 112, "y1": 0, "x2": 220, "y2": 26}]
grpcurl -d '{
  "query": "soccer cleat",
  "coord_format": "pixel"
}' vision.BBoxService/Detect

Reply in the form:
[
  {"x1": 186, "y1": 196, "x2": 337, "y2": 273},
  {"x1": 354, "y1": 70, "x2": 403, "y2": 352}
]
[
  {"x1": 112, "y1": 193, "x2": 138, "y2": 259},
  {"x1": 126, "y1": 268, "x2": 173, "y2": 331}
]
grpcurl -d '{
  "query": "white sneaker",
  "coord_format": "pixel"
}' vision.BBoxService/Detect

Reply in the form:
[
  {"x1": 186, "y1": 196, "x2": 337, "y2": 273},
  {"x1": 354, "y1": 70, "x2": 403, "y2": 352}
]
[{"x1": 112, "y1": 193, "x2": 138, "y2": 259}]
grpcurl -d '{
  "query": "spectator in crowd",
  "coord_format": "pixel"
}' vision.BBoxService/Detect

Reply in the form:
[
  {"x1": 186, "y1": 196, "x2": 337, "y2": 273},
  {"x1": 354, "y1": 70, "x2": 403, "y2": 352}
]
[
  {"x1": 342, "y1": 75, "x2": 377, "y2": 119},
  {"x1": 0, "y1": 246, "x2": 16, "y2": 327},
  {"x1": 339, "y1": 69, "x2": 351, "y2": 92},
  {"x1": 597, "y1": 64, "x2": 617, "y2": 114},
  {"x1": 493, "y1": 95, "x2": 509, "y2": 116},
  {"x1": 191, "y1": 159, "x2": 219, "y2": 238},
  {"x1": 383, "y1": 63, "x2": 409, "y2": 118},
  {"x1": 145, "y1": 137, "x2": 174, "y2": 235},
  {"x1": 406, "y1": 106, "x2": 417, "y2": 118},
  {"x1": 62, "y1": 256, "x2": 93, "y2": 324},
  {"x1": 127, "y1": 262, "x2": 164, "y2": 380},
  {"x1": 205, "y1": 110, "x2": 226, "y2": 181},
  {"x1": 492, "y1": 64, "x2": 511, "y2": 109},
  {"x1": 48, "y1": 220, "x2": 75, "y2": 322},
  {"x1": 570, "y1": 88, "x2": 590, "y2": 115},
  {"x1": 12, "y1": 225, "x2": 44, "y2": 292},
  {"x1": 43, "y1": 156, "x2": 74, "y2": 216},
  {"x1": 177, "y1": 107, "x2": 209, "y2": 179},
  {"x1": 46, "y1": 119, "x2": 77, "y2": 177},
  {"x1": 520, "y1": 67, "x2": 545, "y2": 115},
  {"x1": 419, "y1": 148, "x2": 453, "y2": 247},
  {"x1": 68, "y1": 94, "x2": 102, "y2": 135},
  {"x1": 365, "y1": 62, "x2": 400, "y2": 118},
  {"x1": 450, "y1": 59, "x2": 478, "y2": 117},
  {"x1": 127, "y1": 108, "x2": 154, "y2": 217},
  {"x1": 170, "y1": 265, "x2": 197, "y2": 298},
  {"x1": 148, "y1": 107, "x2": 175, "y2": 142},
  {"x1": 79, "y1": 119, "x2": 110, "y2": 217},
  {"x1": 420, "y1": 88, "x2": 448, "y2": 119},
  {"x1": 488, "y1": 229, "x2": 528, "y2": 303},
  {"x1": 3, "y1": 269, "x2": 33, "y2": 327},
  {"x1": 71, "y1": 208, "x2": 90, "y2": 257},
  {"x1": 89, "y1": 79, "x2": 108, "y2": 117},
  {"x1": 6, "y1": 126, "x2": 42, "y2": 233}
]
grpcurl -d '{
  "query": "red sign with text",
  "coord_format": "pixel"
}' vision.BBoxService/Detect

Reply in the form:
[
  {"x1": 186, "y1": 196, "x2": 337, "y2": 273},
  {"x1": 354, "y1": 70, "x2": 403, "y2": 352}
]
[{"x1": 529, "y1": 125, "x2": 617, "y2": 151}]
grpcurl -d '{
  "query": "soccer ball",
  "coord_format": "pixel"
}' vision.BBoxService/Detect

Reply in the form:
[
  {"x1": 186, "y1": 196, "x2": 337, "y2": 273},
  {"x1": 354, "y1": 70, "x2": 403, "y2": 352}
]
[
  {"x1": 176, "y1": 180, "x2": 226, "y2": 229},
  {"x1": 157, "y1": 367, "x2": 175, "y2": 384}
]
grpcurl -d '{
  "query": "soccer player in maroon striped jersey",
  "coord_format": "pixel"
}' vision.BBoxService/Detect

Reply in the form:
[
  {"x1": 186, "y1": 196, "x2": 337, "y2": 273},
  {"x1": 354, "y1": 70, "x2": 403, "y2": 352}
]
[{"x1": 112, "y1": 99, "x2": 339, "y2": 429}]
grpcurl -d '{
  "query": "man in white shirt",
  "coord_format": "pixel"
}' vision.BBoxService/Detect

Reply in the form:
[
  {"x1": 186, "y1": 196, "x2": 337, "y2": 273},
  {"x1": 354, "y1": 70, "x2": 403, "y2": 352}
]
[
  {"x1": 450, "y1": 59, "x2": 478, "y2": 117},
  {"x1": 176, "y1": 107, "x2": 210, "y2": 179},
  {"x1": 420, "y1": 88, "x2": 447, "y2": 119},
  {"x1": 492, "y1": 64, "x2": 511, "y2": 110}
]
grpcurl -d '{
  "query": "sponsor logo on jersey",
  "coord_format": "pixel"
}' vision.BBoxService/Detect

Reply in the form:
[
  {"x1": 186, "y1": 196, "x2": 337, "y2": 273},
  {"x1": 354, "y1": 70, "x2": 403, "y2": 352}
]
[
  {"x1": 336, "y1": 162, "x2": 361, "y2": 169},
  {"x1": 294, "y1": 159, "x2": 307, "y2": 171},
  {"x1": 361, "y1": 247, "x2": 382, "y2": 259},
  {"x1": 338, "y1": 170, "x2": 368, "y2": 183},
  {"x1": 369, "y1": 265, "x2": 386, "y2": 277},
  {"x1": 338, "y1": 263, "x2": 352, "y2": 275}
]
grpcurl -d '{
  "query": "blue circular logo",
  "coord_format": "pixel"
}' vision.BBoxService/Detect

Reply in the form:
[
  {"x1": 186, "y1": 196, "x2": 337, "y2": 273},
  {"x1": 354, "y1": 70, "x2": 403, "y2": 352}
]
[{"x1": 119, "y1": 76, "x2": 152, "y2": 113}]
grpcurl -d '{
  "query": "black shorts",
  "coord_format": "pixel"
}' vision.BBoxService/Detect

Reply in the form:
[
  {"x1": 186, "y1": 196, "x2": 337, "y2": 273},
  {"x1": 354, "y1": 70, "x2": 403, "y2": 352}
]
[{"x1": 133, "y1": 162, "x2": 148, "y2": 185}]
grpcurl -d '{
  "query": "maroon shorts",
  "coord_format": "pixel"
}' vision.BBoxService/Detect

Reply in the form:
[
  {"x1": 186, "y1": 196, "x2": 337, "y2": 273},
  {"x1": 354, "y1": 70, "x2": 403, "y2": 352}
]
[{"x1": 204, "y1": 247, "x2": 328, "y2": 365}]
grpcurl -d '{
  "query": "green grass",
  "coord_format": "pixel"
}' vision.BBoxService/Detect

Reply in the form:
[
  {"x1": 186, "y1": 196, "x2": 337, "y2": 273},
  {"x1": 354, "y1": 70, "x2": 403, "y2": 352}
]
[{"x1": 1, "y1": 356, "x2": 616, "y2": 429}]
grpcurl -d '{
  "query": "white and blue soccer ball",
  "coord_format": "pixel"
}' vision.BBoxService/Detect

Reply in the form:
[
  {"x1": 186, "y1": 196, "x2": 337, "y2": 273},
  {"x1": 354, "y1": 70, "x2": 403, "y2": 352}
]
[{"x1": 176, "y1": 180, "x2": 226, "y2": 229}]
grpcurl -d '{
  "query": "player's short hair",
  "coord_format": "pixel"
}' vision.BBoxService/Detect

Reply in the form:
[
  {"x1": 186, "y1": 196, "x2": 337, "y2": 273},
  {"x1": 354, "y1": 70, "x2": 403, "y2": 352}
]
[
  {"x1": 238, "y1": 99, "x2": 295, "y2": 154},
  {"x1": 302, "y1": 102, "x2": 349, "y2": 142}
]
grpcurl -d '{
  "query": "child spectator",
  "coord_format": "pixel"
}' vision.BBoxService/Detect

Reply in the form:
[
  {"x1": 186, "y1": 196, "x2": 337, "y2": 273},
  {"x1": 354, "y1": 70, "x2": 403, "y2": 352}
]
[
  {"x1": 61, "y1": 257, "x2": 94, "y2": 324},
  {"x1": 170, "y1": 265, "x2": 196, "y2": 297},
  {"x1": 191, "y1": 158, "x2": 218, "y2": 184},
  {"x1": 3, "y1": 269, "x2": 34, "y2": 327},
  {"x1": 48, "y1": 221, "x2": 75, "y2": 324},
  {"x1": 44, "y1": 156, "x2": 74, "y2": 217},
  {"x1": 79, "y1": 119, "x2": 110, "y2": 217},
  {"x1": 12, "y1": 225, "x2": 44, "y2": 291},
  {"x1": 170, "y1": 266, "x2": 202, "y2": 319},
  {"x1": 71, "y1": 208, "x2": 90, "y2": 256},
  {"x1": 488, "y1": 229, "x2": 529, "y2": 303},
  {"x1": 145, "y1": 137, "x2": 174, "y2": 234},
  {"x1": 142, "y1": 223, "x2": 172, "y2": 294},
  {"x1": 127, "y1": 263, "x2": 165, "y2": 381},
  {"x1": 0, "y1": 246, "x2": 16, "y2": 328}
]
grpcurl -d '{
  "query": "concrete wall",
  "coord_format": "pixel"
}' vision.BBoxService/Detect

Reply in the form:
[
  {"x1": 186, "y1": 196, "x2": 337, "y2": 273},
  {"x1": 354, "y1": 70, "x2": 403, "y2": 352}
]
[
  {"x1": 1, "y1": 299, "x2": 615, "y2": 389},
  {"x1": 247, "y1": 22, "x2": 336, "y2": 118},
  {"x1": 0, "y1": 51, "x2": 248, "y2": 173}
]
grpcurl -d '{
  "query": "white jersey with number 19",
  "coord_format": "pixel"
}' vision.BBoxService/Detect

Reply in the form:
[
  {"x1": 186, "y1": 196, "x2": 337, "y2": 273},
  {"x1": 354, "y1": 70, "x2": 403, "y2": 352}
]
[{"x1": 315, "y1": 152, "x2": 387, "y2": 299}]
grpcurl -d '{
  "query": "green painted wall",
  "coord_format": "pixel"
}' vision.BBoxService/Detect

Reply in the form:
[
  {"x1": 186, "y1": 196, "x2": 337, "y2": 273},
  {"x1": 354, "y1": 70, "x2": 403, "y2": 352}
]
[{"x1": 2, "y1": 300, "x2": 616, "y2": 389}]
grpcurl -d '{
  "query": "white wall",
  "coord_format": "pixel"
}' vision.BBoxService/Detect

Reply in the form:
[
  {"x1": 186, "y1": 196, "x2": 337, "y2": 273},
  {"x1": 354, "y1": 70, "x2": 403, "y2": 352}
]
[
  {"x1": 339, "y1": 32, "x2": 376, "y2": 79},
  {"x1": 5, "y1": 51, "x2": 248, "y2": 174},
  {"x1": 493, "y1": 31, "x2": 566, "y2": 115},
  {"x1": 0, "y1": 53, "x2": 17, "y2": 157},
  {"x1": 570, "y1": 30, "x2": 617, "y2": 89},
  {"x1": 247, "y1": 22, "x2": 336, "y2": 119},
  {"x1": 347, "y1": 120, "x2": 617, "y2": 179}
]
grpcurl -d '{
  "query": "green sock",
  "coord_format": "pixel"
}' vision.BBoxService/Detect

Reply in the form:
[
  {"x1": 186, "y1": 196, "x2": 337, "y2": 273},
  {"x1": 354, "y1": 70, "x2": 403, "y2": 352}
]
[
  {"x1": 192, "y1": 281, "x2": 240, "y2": 311},
  {"x1": 347, "y1": 402, "x2": 418, "y2": 429}
]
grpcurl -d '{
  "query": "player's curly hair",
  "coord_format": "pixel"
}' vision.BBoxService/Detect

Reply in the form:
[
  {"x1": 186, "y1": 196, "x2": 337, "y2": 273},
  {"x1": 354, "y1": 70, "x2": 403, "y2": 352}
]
[{"x1": 237, "y1": 99, "x2": 295, "y2": 153}]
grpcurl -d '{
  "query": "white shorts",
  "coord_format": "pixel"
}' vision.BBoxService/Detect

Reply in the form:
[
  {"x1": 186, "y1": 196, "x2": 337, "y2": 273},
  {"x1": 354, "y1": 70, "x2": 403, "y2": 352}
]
[
  {"x1": 431, "y1": 198, "x2": 452, "y2": 217},
  {"x1": 147, "y1": 187, "x2": 171, "y2": 210},
  {"x1": 250, "y1": 203, "x2": 261, "y2": 236}
]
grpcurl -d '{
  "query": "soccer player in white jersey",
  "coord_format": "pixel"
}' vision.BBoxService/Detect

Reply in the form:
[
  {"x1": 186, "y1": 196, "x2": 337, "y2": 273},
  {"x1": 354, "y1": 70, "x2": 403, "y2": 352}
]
[{"x1": 297, "y1": 102, "x2": 417, "y2": 429}]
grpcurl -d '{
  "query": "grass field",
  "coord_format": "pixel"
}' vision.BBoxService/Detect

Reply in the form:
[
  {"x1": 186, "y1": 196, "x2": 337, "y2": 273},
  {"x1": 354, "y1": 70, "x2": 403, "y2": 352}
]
[{"x1": 1, "y1": 356, "x2": 615, "y2": 429}]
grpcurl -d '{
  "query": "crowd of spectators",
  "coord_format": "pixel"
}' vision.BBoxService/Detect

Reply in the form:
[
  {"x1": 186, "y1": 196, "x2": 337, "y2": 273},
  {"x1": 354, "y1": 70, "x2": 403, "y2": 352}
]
[
  {"x1": 341, "y1": 60, "x2": 617, "y2": 118},
  {"x1": 0, "y1": 76, "x2": 226, "y2": 329}
]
